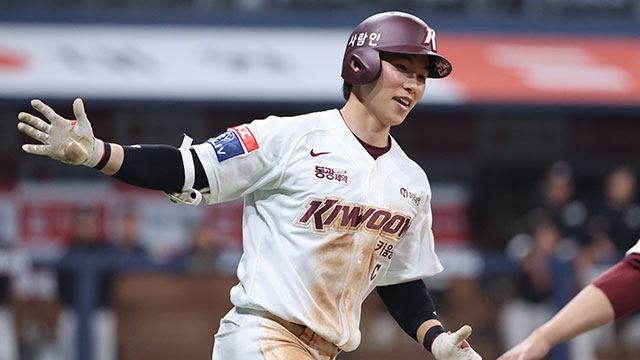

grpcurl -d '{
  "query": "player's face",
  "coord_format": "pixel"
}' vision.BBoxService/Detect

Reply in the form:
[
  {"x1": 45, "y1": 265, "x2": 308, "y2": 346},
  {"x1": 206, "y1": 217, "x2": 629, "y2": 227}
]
[{"x1": 360, "y1": 52, "x2": 429, "y2": 127}]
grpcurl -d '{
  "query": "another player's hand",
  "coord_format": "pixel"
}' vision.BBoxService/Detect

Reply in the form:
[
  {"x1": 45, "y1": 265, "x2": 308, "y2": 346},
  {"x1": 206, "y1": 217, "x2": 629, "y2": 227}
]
[
  {"x1": 17, "y1": 98, "x2": 104, "y2": 166},
  {"x1": 431, "y1": 325, "x2": 482, "y2": 360},
  {"x1": 497, "y1": 329, "x2": 550, "y2": 360}
]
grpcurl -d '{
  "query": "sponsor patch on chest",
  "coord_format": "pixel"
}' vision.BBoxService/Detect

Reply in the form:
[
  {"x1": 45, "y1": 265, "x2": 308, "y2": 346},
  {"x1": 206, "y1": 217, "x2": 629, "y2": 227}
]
[
  {"x1": 206, "y1": 124, "x2": 259, "y2": 162},
  {"x1": 400, "y1": 187, "x2": 421, "y2": 206},
  {"x1": 314, "y1": 165, "x2": 348, "y2": 184}
]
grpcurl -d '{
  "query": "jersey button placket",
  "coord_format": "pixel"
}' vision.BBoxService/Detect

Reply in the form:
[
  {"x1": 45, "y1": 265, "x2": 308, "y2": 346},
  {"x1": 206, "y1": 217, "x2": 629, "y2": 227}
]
[{"x1": 367, "y1": 160, "x2": 382, "y2": 203}]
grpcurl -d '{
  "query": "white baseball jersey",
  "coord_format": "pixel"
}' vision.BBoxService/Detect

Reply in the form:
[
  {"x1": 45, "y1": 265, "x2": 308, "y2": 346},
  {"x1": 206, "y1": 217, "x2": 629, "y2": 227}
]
[
  {"x1": 190, "y1": 108, "x2": 443, "y2": 351},
  {"x1": 627, "y1": 239, "x2": 640, "y2": 256}
]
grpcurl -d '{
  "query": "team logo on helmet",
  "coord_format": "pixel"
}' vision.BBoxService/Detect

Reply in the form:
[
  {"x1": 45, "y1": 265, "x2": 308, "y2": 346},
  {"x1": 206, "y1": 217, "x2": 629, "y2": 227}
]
[
  {"x1": 434, "y1": 59, "x2": 451, "y2": 77},
  {"x1": 422, "y1": 26, "x2": 437, "y2": 52}
]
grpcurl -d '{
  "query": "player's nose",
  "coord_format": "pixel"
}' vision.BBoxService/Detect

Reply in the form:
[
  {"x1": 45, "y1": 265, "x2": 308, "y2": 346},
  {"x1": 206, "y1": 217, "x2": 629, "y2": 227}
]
[{"x1": 403, "y1": 75, "x2": 419, "y2": 93}]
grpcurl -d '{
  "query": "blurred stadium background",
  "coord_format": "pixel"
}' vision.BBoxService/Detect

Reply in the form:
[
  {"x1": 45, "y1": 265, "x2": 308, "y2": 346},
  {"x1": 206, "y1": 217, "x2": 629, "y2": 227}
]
[{"x1": 1, "y1": 1, "x2": 640, "y2": 359}]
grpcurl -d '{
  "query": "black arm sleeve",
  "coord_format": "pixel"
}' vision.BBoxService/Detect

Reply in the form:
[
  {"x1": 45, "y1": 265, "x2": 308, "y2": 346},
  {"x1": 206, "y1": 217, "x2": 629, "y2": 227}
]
[
  {"x1": 376, "y1": 279, "x2": 439, "y2": 342},
  {"x1": 112, "y1": 145, "x2": 207, "y2": 193},
  {"x1": 192, "y1": 149, "x2": 208, "y2": 190}
]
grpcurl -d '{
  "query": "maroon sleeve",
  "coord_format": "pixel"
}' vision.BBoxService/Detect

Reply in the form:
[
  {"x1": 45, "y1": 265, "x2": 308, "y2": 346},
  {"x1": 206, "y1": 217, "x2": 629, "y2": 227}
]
[{"x1": 592, "y1": 253, "x2": 640, "y2": 319}]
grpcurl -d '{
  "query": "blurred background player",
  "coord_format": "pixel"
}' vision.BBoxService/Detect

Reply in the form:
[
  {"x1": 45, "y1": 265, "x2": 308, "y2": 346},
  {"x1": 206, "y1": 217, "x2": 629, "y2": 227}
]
[
  {"x1": 583, "y1": 166, "x2": 640, "y2": 267},
  {"x1": 16, "y1": 11, "x2": 482, "y2": 360},
  {"x1": 533, "y1": 161, "x2": 588, "y2": 245},
  {"x1": 0, "y1": 238, "x2": 18, "y2": 360},
  {"x1": 499, "y1": 214, "x2": 562, "y2": 352},
  {"x1": 56, "y1": 205, "x2": 117, "y2": 360},
  {"x1": 112, "y1": 209, "x2": 147, "y2": 257},
  {"x1": 170, "y1": 221, "x2": 240, "y2": 275}
]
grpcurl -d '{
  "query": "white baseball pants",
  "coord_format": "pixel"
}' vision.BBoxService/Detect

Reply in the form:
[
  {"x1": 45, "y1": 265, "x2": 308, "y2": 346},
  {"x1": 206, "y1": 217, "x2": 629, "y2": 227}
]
[{"x1": 212, "y1": 307, "x2": 340, "y2": 360}]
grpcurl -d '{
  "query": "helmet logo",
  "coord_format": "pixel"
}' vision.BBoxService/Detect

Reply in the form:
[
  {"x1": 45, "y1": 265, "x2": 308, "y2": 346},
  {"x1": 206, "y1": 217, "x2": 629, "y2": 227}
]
[
  {"x1": 434, "y1": 59, "x2": 451, "y2": 77},
  {"x1": 423, "y1": 26, "x2": 437, "y2": 52},
  {"x1": 348, "y1": 32, "x2": 381, "y2": 48}
]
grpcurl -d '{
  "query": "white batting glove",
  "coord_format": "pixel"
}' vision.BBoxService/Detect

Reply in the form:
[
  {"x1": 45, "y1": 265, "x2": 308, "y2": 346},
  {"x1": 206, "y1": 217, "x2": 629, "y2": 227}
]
[
  {"x1": 432, "y1": 325, "x2": 482, "y2": 360},
  {"x1": 17, "y1": 98, "x2": 104, "y2": 166}
]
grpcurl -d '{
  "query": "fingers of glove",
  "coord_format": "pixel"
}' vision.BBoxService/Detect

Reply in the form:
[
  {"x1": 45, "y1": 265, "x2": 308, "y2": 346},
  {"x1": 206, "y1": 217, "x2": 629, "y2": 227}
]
[
  {"x1": 17, "y1": 122, "x2": 50, "y2": 144},
  {"x1": 462, "y1": 347, "x2": 482, "y2": 360},
  {"x1": 18, "y1": 112, "x2": 52, "y2": 133},
  {"x1": 31, "y1": 99, "x2": 65, "y2": 126},
  {"x1": 450, "y1": 345, "x2": 482, "y2": 360},
  {"x1": 72, "y1": 98, "x2": 90, "y2": 128},
  {"x1": 22, "y1": 143, "x2": 51, "y2": 156},
  {"x1": 450, "y1": 325, "x2": 473, "y2": 347}
]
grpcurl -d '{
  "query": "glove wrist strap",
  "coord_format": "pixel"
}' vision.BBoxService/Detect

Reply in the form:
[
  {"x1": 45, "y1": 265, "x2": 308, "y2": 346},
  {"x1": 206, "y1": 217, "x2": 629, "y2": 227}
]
[
  {"x1": 85, "y1": 139, "x2": 106, "y2": 168},
  {"x1": 423, "y1": 325, "x2": 445, "y2": 352}
]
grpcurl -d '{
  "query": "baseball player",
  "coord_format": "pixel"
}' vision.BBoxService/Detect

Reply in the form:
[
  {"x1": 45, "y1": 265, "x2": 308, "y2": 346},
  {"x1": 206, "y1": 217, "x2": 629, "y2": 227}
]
[
  {"x1": 17, "y1": 11, "x2": 482, "y2": 360},
  {"x1": 498, "y1": 239, "x2": 640, "y2": 360}
]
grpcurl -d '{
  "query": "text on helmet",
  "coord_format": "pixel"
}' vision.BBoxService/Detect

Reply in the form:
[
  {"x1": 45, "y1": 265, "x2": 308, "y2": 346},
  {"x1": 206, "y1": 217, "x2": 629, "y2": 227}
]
[{"x1": 348, "y1": 32, "x2": 381, "y2": 47}]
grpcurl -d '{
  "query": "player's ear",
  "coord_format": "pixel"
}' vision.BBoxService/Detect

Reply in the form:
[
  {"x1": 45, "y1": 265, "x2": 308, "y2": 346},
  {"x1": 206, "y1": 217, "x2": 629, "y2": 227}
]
[{"x1": 349, "y1": 57, "x2": 362, "y2": 73}]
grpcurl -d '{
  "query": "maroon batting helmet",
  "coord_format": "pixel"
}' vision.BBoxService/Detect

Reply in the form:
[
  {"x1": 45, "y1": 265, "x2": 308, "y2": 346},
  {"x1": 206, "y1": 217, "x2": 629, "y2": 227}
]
[{"x1": 341, "y1": 11, "x2": 452, "y2": 85}]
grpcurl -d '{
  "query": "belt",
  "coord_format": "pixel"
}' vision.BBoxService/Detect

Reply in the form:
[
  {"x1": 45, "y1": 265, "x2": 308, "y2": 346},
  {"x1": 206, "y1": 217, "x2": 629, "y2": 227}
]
[{"x1": 261, "y1": 311, "x2": 341, "y2": 357}]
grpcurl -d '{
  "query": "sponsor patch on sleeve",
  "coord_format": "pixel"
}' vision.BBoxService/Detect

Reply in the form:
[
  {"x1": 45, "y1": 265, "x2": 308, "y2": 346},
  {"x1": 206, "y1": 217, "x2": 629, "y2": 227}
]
[
  {"x1": 231, "y1": 125, "x2": 259, "y2": 152},
  {"x1": 205, "y1": 125, "x2": 259, "y2": 162}
]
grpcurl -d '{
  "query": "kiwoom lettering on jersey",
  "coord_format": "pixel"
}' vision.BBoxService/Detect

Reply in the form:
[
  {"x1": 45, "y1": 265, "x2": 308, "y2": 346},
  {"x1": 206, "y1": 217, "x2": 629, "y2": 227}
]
[
  {"x1": 315, "y1": 166, "x2": 348, "y2": 184},
  {"x1": 295, "y1": 198, "x2": 411, "y2": 239}
]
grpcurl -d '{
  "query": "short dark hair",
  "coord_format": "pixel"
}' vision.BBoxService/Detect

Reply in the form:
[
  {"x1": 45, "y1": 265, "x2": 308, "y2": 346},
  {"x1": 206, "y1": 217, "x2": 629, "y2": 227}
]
[{"x1": 342, "y1": 81, "x2": 353, "y2": 101}]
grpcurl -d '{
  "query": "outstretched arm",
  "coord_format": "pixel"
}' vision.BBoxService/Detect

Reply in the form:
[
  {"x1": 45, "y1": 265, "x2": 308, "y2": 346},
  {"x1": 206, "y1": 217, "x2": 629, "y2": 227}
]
[
  {"x1": 498, "y1": 285, "x2": 613, "y2": 360},
  {"x1": 498, "y1": 251, "x2": 640, "y2": 360},
  {"x1": 18, "y1": 98, "x2": 207, "y2": 193},
  {"x1": 377, "y1": 280, "x2": 482, "y2": 360}
]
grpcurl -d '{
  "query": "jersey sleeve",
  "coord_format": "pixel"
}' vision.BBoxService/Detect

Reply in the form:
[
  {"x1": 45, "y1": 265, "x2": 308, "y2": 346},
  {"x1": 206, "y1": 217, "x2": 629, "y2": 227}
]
[
  {"x1": 626, "y1": 239, "x2": 640, "y2": 256},
  {"x1": 592, "y1": 252, "x2": 640, "y2": 319},
  {"x1": 377, "y1": 199, "x2": 444, "y2": 286},
  {"x1": 190, "y1": 116, "x2": 289, "y2": 204}
]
